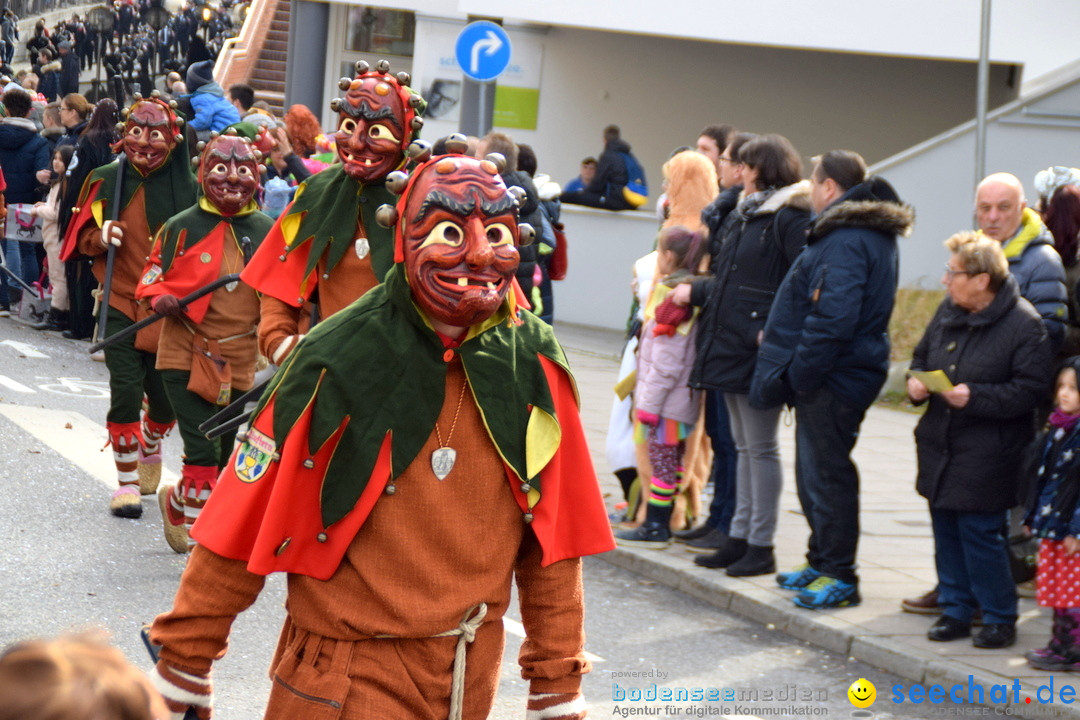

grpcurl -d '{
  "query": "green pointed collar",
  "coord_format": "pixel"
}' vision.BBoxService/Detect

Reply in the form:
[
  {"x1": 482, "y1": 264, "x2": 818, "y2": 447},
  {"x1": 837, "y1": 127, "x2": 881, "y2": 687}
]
[
  {"x1": 255, "y1": 265, "x2": 570, "y2": 527},
  {"x1": 88, "y1": 150, "x2": 198, "y2": 233},
  {"x1": 278, "y1": 166, "x2": 397, "y2": 282}
]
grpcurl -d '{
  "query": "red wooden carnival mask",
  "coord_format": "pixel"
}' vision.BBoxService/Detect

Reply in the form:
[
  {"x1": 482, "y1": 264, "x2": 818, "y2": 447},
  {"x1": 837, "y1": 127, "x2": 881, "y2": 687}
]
[{"x1": 197, "y1": 134, "x2": 262, "y2": 216}]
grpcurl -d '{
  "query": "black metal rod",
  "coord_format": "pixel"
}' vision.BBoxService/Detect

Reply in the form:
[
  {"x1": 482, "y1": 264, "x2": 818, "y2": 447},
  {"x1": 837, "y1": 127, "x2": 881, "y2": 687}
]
[
  {"x1": 94, "y1": 155, "x2": 126, "y2": 344},
  {"x1": 197, "y1": 377, "x2": 269, "y2": 434},
  {"x1": 204, "y1": 410, "x2": 249, "y2": 440},
  {"x1": 89, "y1": 273, "x2": 241, "y2": 353}
]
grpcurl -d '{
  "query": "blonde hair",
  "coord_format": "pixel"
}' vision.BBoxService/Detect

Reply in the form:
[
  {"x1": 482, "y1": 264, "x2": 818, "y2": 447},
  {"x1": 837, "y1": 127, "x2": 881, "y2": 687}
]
[
  {"x1": 0, "y1": 632, "x2": 158, "y2": 720},
  {"x1": 945, "y1": 230, "x2": 1009, "y2": 291},
  {"x1": 662, "y1": 150, "x2": 718, "y2": 233}
]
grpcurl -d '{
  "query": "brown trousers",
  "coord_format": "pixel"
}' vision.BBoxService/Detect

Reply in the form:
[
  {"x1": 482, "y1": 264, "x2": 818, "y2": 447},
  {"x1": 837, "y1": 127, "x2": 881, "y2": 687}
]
[{"x1": 265, "y1": 615, "x2": 505, "y2": 720}]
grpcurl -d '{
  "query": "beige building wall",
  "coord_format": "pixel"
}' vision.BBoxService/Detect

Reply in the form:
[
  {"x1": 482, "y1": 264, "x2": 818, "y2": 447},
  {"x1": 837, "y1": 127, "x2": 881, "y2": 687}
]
[{"x1": 413, "y1": 23, "x2": 1017, "y2": 198}]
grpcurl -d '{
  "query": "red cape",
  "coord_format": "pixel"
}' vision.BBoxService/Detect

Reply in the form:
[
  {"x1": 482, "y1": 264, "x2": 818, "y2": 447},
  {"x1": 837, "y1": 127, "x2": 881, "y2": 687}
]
[{"x1": 193, "y1": 355, "x2": 614, "y2": 579}]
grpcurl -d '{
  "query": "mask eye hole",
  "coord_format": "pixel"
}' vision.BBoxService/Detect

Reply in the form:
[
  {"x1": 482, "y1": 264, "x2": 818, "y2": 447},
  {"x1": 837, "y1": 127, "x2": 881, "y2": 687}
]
[
  {"x1": 149, "y1": 129, "x2": 164, "y2": 142},
  {"x1": 129, "y1": 125, "x2": 143, "y2": 138},
  {"x1": 368, "y1": 124, "x2": 399, "y2": 143},
  {"x1": 420, "y1": 220, "x2": 463, "y2": 248},
  {"x1": 237, "y1": 165, "x2": 253, "y2": 177},
  {"x1": 210, "y1": 162, "x2": 228, "y2": 175},
  {"x1": 485, "y1": 223, "x2": 513, "y2": 247},
  {"x1": 339, "y1": 118, "x2": 357, "y2": 135}
]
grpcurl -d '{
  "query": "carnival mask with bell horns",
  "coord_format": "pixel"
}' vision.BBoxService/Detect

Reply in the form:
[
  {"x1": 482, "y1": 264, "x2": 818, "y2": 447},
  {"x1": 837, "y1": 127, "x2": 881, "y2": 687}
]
[
  {"x1": 195, "y1": 133, "x2": 263, "y2": 216},
  {"x1": 377, "y1": 137, "x2": 536, "y2": 329},
  {"x1": 329, "y1": 59, "x2": 425, "y2": 184},
  {"x1": 117, "y1": 93, "x2": 184, "y2": 176}
]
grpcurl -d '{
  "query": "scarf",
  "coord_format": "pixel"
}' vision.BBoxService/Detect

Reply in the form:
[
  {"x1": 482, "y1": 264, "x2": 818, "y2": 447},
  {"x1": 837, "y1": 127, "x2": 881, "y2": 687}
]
[
  {"x1": 735, "y1": 188, "x2": 775, "y2": 222},
  {"x1": 1050, "y1": 409, "x2": 1080, "y2": 433}
]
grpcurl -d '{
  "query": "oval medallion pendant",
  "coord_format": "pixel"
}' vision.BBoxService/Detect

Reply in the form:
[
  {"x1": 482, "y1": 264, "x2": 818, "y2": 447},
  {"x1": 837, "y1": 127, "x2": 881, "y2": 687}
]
[
  {"x1": 354, "y1": 237, "x2": 370, "y2": 259},
  {"x1": 431, "y1": 447, "x2": 456, "y2": 480}
]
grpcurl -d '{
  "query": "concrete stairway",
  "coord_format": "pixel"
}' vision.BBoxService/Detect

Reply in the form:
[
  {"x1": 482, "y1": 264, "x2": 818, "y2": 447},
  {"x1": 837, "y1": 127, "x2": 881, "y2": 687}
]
[
  {"x1": 248, "y1": 0, "x2": 288, "y2": 116},
  {"x1": 214, "y1": 0, "x2": 289, "y2": 118}
]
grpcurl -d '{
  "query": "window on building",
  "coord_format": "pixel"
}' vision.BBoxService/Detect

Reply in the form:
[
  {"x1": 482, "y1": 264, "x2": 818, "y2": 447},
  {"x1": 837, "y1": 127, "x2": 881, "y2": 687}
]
[{"x1": 345, "y1": 6, "x2": 415, "y2": 57}]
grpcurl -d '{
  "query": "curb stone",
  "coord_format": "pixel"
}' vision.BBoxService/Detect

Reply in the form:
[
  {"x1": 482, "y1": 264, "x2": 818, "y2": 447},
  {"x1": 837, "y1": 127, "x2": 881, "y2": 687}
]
[{"x1": 599, "y1": 547, "x2": 1080, "y2": 720}]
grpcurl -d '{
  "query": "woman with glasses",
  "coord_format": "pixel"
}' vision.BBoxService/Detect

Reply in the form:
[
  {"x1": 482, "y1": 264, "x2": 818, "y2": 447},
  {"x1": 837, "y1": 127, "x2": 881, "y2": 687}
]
[
  {"x1": 55, "y1": 93, "x2": 90, "y2": 151},
  {"x1": 907, "y1": 231, "x2": 1053, "y2": 649}
]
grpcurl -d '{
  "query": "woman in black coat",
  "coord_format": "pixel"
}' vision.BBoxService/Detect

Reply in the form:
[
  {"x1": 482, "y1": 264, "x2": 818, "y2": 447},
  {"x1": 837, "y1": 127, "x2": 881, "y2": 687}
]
[{"x1": 907, "y1": 231, "x2": 1053, "y2": 649}]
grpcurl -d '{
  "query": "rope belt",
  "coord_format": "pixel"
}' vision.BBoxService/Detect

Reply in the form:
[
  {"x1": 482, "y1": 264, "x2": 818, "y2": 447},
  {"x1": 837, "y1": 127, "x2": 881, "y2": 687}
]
[
  {"x1": 375, "y1": 603, "x2": 488, "y2": 720},
  {"x1": 181, "y1": 318, "x2": 257, "y2": 344}
]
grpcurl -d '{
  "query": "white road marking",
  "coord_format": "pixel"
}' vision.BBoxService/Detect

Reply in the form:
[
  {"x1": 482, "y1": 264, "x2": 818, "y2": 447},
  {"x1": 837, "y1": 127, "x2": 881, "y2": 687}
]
[
  {"x1": 0, "y1": 404, "x2": 177, "y2": 489},
  {"x1": 0, "y1": 375, "x2": 35, "y2": 393},
  {"x1": 502, "y1": 617, "x2": 605, "y2": 663},
  {"x1": 0, "y1": 340, "x2": 48, "y2": 358}
]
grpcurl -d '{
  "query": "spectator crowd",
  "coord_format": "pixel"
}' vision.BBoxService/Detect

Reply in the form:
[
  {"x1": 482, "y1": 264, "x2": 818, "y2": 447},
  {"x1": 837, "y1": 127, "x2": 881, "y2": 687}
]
[{"x1": 597, "y1": 121, "x2": 1080, "y2": 666}]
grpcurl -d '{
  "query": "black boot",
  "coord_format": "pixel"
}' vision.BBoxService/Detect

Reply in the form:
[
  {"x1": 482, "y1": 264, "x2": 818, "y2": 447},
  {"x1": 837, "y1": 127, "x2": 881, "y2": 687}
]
[
  {"x1": 38, "y1": 308, "x2": 69, "y2": 332},
  {"x1": 725, "y1": 544, "x2": 776, "y2": 577},
  {"x1": 694, "y1": 537, "x2": 748, "y2": 569},
  {"x1": 615, "y1": 502, "x2": 673, "y2": 548},
  {"x1": 7, "y1": 287, "x2": 22, "y2": 315}
]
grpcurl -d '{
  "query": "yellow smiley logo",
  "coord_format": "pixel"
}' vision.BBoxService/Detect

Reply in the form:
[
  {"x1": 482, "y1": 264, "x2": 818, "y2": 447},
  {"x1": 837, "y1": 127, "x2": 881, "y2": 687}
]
[{"x1": 848, "y1": 678, "x2": 876, "y2": 708}]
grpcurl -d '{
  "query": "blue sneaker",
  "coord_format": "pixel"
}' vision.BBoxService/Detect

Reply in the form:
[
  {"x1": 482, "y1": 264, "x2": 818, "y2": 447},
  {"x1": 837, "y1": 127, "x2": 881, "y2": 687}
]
[
  {"x1": 776, "y1": 563, "x2": 821, "y2": 591},
  {"x1": 793, "y1": 576, "x2": 860, "y2": 609}
]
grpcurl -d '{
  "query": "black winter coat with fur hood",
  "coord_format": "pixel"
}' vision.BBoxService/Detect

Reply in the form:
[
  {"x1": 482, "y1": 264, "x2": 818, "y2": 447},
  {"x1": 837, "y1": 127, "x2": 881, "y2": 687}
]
[
  {"x1": 750, "y1": 178, "x2": 914, "y2": 410},
  {"x1": 689, "y1": 180, "x2": 812, "y2": 394}
]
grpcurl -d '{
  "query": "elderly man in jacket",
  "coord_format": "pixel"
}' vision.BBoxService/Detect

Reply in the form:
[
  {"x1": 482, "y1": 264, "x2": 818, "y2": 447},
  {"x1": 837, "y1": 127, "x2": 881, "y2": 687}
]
[
  {"x1": 751, "y1": 150, "x2": 914, "y2": 610},
  {"x1": 972, "y1": 172, "x2": 1067, "y2": 350}
]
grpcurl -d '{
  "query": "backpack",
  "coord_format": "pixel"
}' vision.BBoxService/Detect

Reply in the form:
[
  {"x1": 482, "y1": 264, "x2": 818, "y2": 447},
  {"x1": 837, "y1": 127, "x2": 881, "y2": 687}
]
[{"x1": 619, "y1": 152, "x2": 648, "y2": 208}]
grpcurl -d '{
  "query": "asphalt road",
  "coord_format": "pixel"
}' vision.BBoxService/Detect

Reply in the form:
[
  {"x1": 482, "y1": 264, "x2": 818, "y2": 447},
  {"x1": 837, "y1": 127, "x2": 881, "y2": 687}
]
[{"x1": 0, "y1": 318, "x2": 975, "y2": 719}]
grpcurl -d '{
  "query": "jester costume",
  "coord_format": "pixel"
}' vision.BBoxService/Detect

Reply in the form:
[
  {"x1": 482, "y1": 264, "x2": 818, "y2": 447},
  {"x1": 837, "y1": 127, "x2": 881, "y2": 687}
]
[
  {"x1": 149, "y1": 153, "x2": 613, "y2": 720},
  {"x1": 136, "y1": 134, "x2": 274, "y2": 552},
  {"x1": 60, "y1": 95, "x2": 198, "y2": 518},
  {"x1": 240, "y1": 60, "x2": 425, "y2": 364}
]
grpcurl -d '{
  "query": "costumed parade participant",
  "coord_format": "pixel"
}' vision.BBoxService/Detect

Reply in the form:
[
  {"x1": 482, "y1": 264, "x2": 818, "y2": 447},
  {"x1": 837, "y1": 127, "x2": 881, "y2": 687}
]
[
  {"x1": 136, "y1": 131, "x2": 274, "y2": 553},
  {"x1": 61, "y1": 92, "x2": 199, "y2": 518},
  {"x1": 241, "y1": 59, "x2": 426, "y2": 365},
  {"x1": 148, "y1": 149, "x2": 615, "y2": 720}
]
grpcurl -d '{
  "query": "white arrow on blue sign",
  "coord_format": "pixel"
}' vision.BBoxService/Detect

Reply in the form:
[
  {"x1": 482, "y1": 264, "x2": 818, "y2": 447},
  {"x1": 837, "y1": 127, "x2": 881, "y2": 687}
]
[{"x1": 455, "y1": 21, "x2": 511, "y2": 82}]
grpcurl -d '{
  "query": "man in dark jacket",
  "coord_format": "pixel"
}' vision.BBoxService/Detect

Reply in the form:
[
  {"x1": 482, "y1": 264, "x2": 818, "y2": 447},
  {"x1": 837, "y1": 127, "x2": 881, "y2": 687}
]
[
  {"x1": 751, "y1": 151, "x2": 914, "y2": 609},
  {"x1": 561, "y1": 124, "x2": 635, "y2": 211},
  {"x1": 0, "y1": 88, "x2": 50, "y2": 312},
  {"x1": 57, "y1": 41, "x2": 80, "y2": 97},
  {"x1": 975, "y1": 172, "x2": 1067, "y2": 351}
]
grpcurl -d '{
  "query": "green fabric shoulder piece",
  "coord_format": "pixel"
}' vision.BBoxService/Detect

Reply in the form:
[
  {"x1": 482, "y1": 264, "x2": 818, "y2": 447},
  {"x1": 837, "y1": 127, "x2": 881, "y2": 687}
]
[
  {"x1": 155, "y1": 206, "x2": 275, "y2": 272},
  {"x1": 457, "y1": 310, "x2": 567, "y2": 486},
  {"x1": 88, "y1": 152, "x2": 198, "y2": 233},
  {"x1": 281, "y1": 167, "x2": 397, "y2": 282},
  {"x1": 257, "y1": 265, "x2": 571, "y2": 528}
]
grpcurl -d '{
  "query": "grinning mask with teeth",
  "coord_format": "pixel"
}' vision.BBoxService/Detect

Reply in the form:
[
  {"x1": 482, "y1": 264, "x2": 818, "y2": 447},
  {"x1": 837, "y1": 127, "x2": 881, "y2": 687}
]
[
  {"x1": 119, "y1": 98, "x2": 181, "y2": 175},
  {"x1": 198, "y1": 135, "x2": 261, "y2": 216},
  {"x1": 334, "y1": 72, "x2": 416, "y2": 183},
  {"x1": 399, "y1": 155, "x2": 520, "y2": 329}
]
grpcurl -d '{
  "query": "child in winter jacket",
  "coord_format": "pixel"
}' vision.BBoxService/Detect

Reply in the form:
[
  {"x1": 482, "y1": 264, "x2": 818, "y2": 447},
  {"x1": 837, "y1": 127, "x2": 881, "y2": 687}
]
[
  {"x1": 1026, "y1": 356, "x2": 1080, "y2": 670},
  {"x1": 616, "y1": 225, "x2": 706, "y2": 547},
  {"x1": 30, "y1": 144, "x2": 73, "y2": 330}
]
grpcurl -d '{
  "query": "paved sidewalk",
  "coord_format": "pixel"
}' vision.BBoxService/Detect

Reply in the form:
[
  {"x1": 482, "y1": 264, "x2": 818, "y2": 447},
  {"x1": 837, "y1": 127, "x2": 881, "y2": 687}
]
[{"x1": 553, "y1": 320, "x2": 1074, "y2": 720}]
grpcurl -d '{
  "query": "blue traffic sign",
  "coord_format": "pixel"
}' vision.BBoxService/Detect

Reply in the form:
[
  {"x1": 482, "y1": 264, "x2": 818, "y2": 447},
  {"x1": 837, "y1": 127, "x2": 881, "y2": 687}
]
[{"x1": 455, "y1": 21, "x2": 511, "y2": 82}]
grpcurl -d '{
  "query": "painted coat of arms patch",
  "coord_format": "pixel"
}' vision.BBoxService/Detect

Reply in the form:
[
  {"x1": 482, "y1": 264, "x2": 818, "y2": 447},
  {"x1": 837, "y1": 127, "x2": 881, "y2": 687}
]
[{"x1": 235, "y1": 428, "x2": 275, "y2": 483}]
